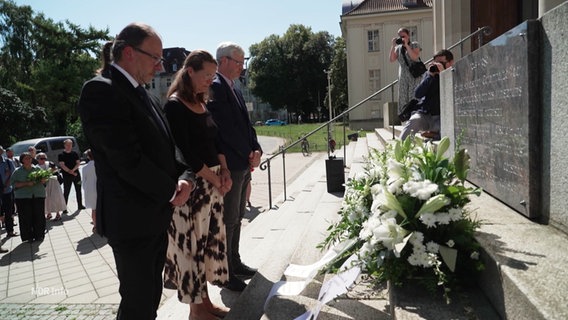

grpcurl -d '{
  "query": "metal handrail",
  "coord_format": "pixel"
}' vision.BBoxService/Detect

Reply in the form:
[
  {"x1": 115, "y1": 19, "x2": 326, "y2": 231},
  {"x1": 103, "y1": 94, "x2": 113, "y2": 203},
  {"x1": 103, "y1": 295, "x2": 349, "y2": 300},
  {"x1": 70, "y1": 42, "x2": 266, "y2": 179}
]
[{"x1": 259, "y1": 26, "x2": 491, "y2": 209}]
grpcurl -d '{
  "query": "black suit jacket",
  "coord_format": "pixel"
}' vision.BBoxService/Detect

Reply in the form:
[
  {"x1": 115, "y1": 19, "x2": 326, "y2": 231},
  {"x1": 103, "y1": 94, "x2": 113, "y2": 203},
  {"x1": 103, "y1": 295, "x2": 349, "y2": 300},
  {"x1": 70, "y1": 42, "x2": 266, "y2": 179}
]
[
  {"x1": 78, "y1": 66, "x2": 194, "y2": 242},
  {"x1": 207, "y1": 73, "x2": 262, "y2": 171}
]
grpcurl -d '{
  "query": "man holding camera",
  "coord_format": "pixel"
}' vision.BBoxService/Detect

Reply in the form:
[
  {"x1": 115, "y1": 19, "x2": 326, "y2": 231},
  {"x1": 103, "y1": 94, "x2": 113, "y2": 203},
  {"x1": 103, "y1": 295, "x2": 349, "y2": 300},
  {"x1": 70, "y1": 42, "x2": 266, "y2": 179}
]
[{"x1": 399, "y1": 49, "x2": 454, "y2": 141}]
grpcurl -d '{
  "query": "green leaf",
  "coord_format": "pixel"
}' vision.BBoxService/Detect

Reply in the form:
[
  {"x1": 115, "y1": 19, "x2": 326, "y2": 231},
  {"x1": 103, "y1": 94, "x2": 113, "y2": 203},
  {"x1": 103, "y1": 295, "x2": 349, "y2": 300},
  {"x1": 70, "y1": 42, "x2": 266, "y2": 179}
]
[
  {"x1": 383, "y1": 188, "x2": 407, "y2": 220},
  {"x1": 453, "y1": 148, "x2": 470, "y2": 182},
  {"x1": 436, "y1": 137, "x2": 450, "y2": 161},
  {"x1": 417, "y1": 194, "x2": 450, "y2": 215}
]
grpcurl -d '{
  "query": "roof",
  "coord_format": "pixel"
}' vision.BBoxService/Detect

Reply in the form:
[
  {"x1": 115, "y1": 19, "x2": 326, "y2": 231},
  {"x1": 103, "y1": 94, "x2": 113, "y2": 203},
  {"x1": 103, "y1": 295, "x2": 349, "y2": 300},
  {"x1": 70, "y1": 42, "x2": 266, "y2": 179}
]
[
  {"x1": 342, "y1": 0, "x2": 433, "y2": 16},
  {"x1": 162, "y1": 47, "x2": 190, "y2": 74}
]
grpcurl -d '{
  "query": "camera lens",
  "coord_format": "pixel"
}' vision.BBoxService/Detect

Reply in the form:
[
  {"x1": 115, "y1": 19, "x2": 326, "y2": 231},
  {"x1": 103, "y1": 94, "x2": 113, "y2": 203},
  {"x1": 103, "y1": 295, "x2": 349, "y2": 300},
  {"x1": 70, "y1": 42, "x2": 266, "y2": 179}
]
[
  {"x1": 429, "y1": 65, "x2": 438, "y2": 73},
  {"x1": 395, "y1": 37, "x2": 403, "y2": 45}
]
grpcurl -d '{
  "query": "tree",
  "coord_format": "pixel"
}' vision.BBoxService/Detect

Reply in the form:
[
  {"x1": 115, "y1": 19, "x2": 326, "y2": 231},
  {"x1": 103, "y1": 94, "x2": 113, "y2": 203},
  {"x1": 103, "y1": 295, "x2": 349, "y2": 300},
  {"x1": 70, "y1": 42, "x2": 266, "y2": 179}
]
[
  {"x1": 0, "y1": 0, "x2": 109, "y2": 139},
  {"x1": 326, "y1": 37, "x2": 348, "y2": 116},
  {"x1": 0, "y1": 87, "x2": 47, "y2": 147},
  {"x1": 248, "y1": 25, "x2": 334, "y2": 121}
]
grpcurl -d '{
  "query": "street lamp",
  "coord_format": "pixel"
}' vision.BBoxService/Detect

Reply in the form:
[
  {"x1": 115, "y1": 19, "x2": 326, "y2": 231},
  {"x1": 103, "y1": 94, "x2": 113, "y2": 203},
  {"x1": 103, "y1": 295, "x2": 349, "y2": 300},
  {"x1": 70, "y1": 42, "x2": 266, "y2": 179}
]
[{"x1": 324, "y1": 69, "x2": 333, "y2": 158}]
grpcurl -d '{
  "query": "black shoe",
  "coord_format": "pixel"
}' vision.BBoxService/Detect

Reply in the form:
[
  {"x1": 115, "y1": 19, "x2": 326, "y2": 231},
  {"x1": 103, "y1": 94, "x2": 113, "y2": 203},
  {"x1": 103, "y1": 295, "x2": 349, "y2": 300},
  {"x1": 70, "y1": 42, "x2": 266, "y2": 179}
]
[
  {"x1": 234, "y1": 263, "x2": 257, "y2": 278},
  {"x1": 223, "y1": 277, "x2": 247, "y2": 292},
  {"x1": 0, "y1": 247, "x2": 8, "y2": 253},
  {"x1": 78, "y1": 205, "x2": 86, "y2": 210},
  {"x1": 62, "y1": 210, "x2": 68, "y2": 214}
]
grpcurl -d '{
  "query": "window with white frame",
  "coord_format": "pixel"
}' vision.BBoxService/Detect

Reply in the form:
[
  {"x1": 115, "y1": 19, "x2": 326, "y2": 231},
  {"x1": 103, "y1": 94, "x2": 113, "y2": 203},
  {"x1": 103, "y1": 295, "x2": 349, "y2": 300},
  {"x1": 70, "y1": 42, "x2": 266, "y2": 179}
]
[
  {"x1": 367, "y1": 29, "x2": 380, "y2": 52},
  {"x1": 369, "y1": 69, "x2": 381, "y2": 100}
]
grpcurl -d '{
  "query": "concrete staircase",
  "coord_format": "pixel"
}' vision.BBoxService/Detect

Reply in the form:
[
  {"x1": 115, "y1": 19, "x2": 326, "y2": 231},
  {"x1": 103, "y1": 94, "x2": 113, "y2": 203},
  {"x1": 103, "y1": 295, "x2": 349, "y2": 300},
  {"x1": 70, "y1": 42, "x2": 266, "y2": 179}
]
[{"x1": 160, "y1": 127, "x2": 568, "y2": 319}]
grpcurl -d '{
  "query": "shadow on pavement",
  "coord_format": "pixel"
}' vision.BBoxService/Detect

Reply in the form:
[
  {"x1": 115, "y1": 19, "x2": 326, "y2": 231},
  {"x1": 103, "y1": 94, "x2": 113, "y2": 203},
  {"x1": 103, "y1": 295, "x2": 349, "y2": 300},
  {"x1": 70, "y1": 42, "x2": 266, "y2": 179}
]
[{"x1": 0, "y1": 240, "x2": 44, "y2": 265}]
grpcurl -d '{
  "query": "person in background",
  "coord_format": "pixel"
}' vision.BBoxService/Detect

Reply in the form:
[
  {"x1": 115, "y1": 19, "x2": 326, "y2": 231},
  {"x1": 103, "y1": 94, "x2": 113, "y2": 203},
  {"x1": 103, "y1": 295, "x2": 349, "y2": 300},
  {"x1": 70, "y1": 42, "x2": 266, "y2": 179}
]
[
  {"x1": 27, "y1": 146, "x2": 39, "y2": 165},
  {"x1": 58, "y1": 139, "x2": 85, "y2": 212},
  {"x1": 36, "y1": 153, "x2": 66, "y2": 221},
  {"x1": 97, "y1": 40, "x2": 113, "y2": 78},
  {"x1": 389, "y1": 28, "x2": 423, "y2": 115},
  {"x1": 207, "y1": 41, "x2": 263, "y2": 292},
  {"x1": 163, "y1": 49, "x2": 231, "y2": 320},
  {"x1": 399, "y1": 49, "x2": 454, "y2": 141},
  {"x1": 6, "y1": 148, "x2": 20, "y2": 167},
  {"x1": 0, "y1": 146, "x2": 17, "y2": 241},
  {"x1": 11, "y1": 152, "x2": 46, "y2": 242},
  {"x1": 78, "y1": 22, "x2": 195, "y2": 320},
  {"x1": 81, "y1": 149, "x2": 97, "y2": 233}
]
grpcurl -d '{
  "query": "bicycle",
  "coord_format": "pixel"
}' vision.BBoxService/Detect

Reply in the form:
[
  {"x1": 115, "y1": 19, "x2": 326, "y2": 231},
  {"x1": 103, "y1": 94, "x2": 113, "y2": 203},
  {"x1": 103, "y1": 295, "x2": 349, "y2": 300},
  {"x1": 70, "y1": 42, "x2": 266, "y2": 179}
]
[{"x1": 301, "y1": 138, "x2": 310, "y2": 156}]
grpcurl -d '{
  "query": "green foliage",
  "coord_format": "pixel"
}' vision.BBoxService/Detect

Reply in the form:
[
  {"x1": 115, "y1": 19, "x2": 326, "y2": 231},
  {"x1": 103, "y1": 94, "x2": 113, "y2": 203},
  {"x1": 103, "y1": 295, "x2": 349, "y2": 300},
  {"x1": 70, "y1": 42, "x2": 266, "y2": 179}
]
[
  {"x1": 319, "y1": 136, "x2": 484, "y2": 303},
  {"x1": 0, "y1": 0, "x2": 109, "y2": 140},
  {"x1": 327, "y1": 37, "x2": 348, "y2": 113},
  {"x1": 0, "y1": 87, "x2": 47, "y2": 146},
  {"x1": 248, "y1": 25, "x2": 336, "y2": 117},
  {"x1": 27, "y1": 168, "x2": 52, "y2": 182}
]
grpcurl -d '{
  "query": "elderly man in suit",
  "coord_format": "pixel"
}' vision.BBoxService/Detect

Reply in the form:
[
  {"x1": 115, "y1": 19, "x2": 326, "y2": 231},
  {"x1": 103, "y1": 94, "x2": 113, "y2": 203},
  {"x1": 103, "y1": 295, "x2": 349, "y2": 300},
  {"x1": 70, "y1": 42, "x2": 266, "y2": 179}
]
[
  {"x1": 78, "y1": 23, "x2": 195, "y2": 320},
  {"x1": 207, "y1": 42, "x2": 263, "y2": 292}
]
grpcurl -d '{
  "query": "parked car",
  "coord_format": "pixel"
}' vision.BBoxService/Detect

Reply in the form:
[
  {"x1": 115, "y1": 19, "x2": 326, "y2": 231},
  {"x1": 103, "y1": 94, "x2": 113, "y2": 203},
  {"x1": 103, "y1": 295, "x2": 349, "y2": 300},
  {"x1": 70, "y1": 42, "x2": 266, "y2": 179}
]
[
  {"x1": 265, "y1": 119, "x2": 286, "y2": 126},
  {"x1": 254, "y1": 120, "x2": 264, "y2": 126},
  {"x1": 9, "y1": 136, "x2": 81, "y2": 163}
]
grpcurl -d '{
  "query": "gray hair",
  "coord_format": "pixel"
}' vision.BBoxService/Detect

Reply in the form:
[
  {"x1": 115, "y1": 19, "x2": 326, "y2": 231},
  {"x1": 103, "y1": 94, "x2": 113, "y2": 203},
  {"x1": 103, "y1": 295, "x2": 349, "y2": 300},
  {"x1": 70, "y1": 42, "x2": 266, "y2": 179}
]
[
  {"x1": 216, "y1": 42, "x2": 244, "y2": 60},
  {"x1": 36, "y1": 152, "x2": 47, "y2": 159}
]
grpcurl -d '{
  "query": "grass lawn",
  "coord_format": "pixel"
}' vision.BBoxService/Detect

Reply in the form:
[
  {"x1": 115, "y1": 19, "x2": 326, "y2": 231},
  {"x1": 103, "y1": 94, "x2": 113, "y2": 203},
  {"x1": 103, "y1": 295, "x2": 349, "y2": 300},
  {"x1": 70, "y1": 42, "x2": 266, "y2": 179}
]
[{"x1": 255, "y1": 123, "x2": 369, "y2": 153}]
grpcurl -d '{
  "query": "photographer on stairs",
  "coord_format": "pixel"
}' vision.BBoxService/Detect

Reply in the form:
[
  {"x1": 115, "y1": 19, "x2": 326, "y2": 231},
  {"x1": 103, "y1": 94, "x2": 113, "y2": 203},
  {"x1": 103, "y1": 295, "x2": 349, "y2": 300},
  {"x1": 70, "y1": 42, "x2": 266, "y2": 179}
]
[{"x1": 399, "y1": 49, "x2": 454, "y2": 141}]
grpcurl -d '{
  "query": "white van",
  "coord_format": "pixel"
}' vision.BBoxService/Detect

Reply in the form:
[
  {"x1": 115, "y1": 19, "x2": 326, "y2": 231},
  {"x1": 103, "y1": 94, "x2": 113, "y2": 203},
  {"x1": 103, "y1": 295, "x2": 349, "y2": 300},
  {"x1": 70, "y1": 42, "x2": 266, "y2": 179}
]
[{"x1": 9, "y1": 136, "x2": 81, "y2": 164}]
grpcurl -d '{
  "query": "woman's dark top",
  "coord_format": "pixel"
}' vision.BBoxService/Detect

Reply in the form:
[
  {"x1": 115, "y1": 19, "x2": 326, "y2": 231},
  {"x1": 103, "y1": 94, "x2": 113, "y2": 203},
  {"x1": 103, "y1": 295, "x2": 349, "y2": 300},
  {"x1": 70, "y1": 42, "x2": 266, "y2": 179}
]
[{"x1": 164, "y1": 98, "x2": 220, "y2": 172}]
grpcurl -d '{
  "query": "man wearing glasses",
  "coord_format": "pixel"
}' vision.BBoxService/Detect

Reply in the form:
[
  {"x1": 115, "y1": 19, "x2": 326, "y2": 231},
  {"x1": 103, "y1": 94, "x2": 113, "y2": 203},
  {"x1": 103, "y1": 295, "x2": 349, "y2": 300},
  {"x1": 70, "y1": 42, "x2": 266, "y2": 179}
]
[
  {"x1": 207, "y1": 42, "x2": 263, "y2": 292},
  {"x1": 78, "y1": 22, "x2": 195, "y2": 320}
]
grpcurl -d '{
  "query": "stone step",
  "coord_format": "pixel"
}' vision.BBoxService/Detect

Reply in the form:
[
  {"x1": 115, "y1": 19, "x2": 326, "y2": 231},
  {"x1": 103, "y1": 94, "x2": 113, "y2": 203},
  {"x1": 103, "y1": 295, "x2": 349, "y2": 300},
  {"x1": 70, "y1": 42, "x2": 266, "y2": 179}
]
[
  {"x1": 471, "y1": 190, "x2": 568, "y2": 320},
  {"x1": 348, "y1": 136, "x2": 368, "y2": 180},
  {"x1": 343, "y1": 138, "x2": 357, "y2": 168},
  {"x1": 256, "y1": 140, "x2": 391, "y2": 319},
  {"x1": 376, "y1": 127, "x2": 402, "y2": 146},
  {"x1": 225, "y1": 150, "x2": 347, "y2": 319}
]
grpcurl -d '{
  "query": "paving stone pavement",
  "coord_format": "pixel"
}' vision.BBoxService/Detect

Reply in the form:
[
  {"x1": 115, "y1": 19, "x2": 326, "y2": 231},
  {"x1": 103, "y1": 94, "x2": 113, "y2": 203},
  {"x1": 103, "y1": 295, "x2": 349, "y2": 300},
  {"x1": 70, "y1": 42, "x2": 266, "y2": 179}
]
[{"x1": 0, "y1": 136, "x2": 298, "y2": 319}]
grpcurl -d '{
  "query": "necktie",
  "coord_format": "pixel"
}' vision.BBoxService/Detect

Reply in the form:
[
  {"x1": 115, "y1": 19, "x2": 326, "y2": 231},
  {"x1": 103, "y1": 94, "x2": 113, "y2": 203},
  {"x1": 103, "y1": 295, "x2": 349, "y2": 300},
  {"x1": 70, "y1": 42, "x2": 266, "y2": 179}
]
[{"x1": 136, "y1": 86, "x2": 169, "y2": 135}]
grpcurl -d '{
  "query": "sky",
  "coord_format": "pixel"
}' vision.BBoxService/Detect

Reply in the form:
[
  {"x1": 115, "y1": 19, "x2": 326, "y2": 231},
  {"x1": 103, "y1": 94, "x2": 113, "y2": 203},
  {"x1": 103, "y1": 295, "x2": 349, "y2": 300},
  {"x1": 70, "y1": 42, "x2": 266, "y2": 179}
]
[{"x1": 13, "y1": 0, "x2": 344, "y2": 57}]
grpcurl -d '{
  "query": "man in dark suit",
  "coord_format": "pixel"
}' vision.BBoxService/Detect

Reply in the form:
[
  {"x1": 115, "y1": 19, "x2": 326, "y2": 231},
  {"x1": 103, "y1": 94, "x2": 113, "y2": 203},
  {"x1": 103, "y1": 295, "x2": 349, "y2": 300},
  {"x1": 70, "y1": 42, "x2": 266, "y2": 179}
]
[
  {"x1": 207, "y1": 42, "x2": 263, "y2": 292},
  {"x1": 78, "y1": 23, "x2": 195, "y2": 320}
]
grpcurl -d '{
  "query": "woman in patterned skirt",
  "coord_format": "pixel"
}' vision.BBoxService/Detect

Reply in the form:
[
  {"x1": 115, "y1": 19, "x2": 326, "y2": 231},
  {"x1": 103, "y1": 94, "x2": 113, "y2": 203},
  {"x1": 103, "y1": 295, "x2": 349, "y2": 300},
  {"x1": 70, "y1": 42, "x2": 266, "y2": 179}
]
[
  {"x1": 389, "y1": 27, "x2": 423, "y2": 116},
  {"x1": 163, "y1": 49, "x2": 232, "y2": 320}
]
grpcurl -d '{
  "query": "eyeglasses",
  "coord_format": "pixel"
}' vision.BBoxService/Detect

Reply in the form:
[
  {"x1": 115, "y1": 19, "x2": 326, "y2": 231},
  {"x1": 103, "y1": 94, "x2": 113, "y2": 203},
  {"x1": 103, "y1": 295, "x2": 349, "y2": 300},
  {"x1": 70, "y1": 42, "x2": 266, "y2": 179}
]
[
  {"x1": 226, "y1": 56, "x2": 244, "y2": 66},
  {"x1": 38, "y1": 158, "x2": 47, "y2": 160},
  {"x1": 132, "y1": 47, "x2": 165, "y2": 66}
]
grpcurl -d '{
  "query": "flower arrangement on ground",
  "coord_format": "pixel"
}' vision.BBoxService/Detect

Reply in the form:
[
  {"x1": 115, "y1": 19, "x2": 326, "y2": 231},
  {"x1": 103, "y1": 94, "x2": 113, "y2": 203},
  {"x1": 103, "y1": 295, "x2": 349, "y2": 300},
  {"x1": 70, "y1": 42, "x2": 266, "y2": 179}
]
[{"x1": 319, "y1": 136, "x2": 484, "y2": 302}]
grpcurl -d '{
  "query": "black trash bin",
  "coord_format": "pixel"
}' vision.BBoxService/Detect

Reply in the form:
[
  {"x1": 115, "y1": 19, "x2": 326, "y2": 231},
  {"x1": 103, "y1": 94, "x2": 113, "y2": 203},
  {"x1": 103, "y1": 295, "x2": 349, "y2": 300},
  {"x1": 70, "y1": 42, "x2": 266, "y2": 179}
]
[
  {"x1": 325, "y1": 157, "x2": 345, "y2": 193},
  {"x1": 347, "y1": 133, "x2": 359, "y2": 141}
]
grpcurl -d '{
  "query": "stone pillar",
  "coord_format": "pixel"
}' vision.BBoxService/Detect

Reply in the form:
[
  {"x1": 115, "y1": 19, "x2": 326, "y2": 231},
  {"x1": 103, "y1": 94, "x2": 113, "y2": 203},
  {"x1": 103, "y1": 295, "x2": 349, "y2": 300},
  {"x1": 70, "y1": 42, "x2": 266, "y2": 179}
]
[
  {"x1": 432, "y1": 0, "x2": 471, "y2": 59},
  {"x1": 539, "y1": 0, "x2": 564, "y2": 17},
  {"x1": 382, "y1": 102, "x2": 400, "y2": 127}
]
